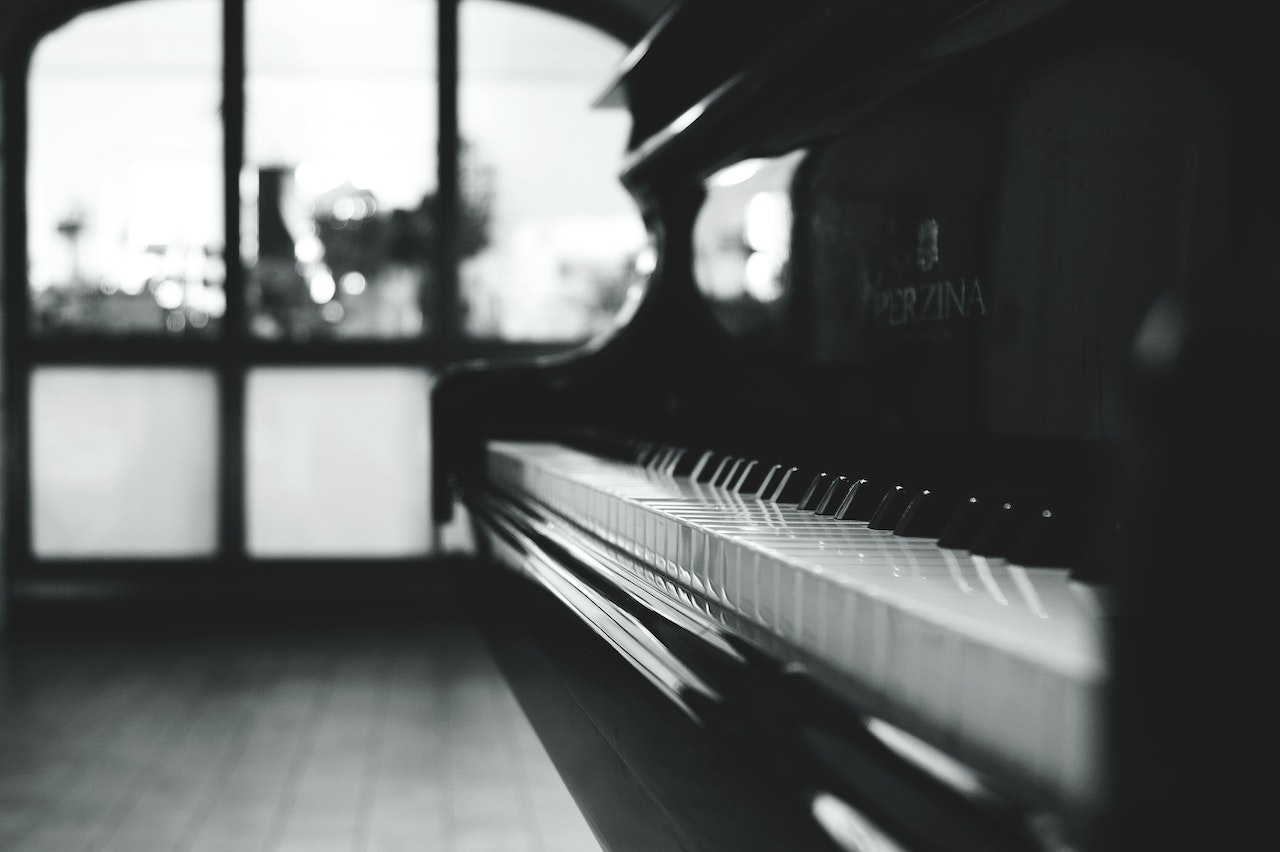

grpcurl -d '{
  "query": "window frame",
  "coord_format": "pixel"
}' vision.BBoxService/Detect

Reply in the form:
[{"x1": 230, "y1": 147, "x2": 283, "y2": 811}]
[{"x1": 1, "y1": 0, "x2": 645, "y2": 584}]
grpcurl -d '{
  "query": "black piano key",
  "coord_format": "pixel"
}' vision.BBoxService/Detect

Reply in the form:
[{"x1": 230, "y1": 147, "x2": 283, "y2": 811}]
[
  {"x1": 664, "y1": 448, "x2": 690, "y2": 476},
  {"x1": 893, "y1": 489, "x2": 959, "y2": 537},
  {"x1": 1007, "y1": 508, "x2": 1086, "y2": 570},
  {"x1": 868, "y1": 486, "x2": 915, "y2": 530},
  {"x1": 699, "y1": 454, "x2": 732, "y2": 484},
  {"x1": 649, "y1": 446, "x2": 676, "y2": 473},
  {"x1": 671, "y1": 448, "x2": 704, "y2": 478},
  {"x1": 968, "y1": 502, "x2": 1034, "y2": 558},
  {"x1": 834, "y1": 479, "x2": 890, "y2": 521},
  {"x1": 724, "y1": 459, "x2": 752, "y2": 491},
  {"x1": 734, "y1": 461, "x2": 771, "y2": 495},
  {"x1": 706, "y1": 455, "x2": 737, "y2": 488},
  {"x1": 752, "y1": 464, "x2": 785, "y2": 498},
  {"x1": 766, "y1": 467, "x2": 812, "y2": 504},
  {"x1": 714, "y1": 458, "x2": 745, "y2": 488},
  {"x1": 726, "y1": 459, "x2": 756, "y2": 491},
  {"x1": 631, "y1": 441, "x2": 655, "y2": 466},
  {"x1": 1069, "y1": 517, "x2": 1115, "y2": 585},
  {"x1": 648, "y1": 445, "x2": 675, "y2": 471},
  {"x1": 689, "y1": 450, "x2": 721, "y2": 481},
  {"x1": 814, "y1": 476, "x2": 854, "y2": 515},
  {"x1": 796, "y1": 473, "x2": 833, "y2": 512},
  {"x1": 936, "y1": 496, "x2": 994, "y2": 550}
]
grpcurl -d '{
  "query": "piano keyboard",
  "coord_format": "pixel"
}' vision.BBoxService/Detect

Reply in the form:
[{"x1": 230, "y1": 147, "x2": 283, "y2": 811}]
[{"x1": 483, "y1": 440, "x2": 1111, "y2": 824}]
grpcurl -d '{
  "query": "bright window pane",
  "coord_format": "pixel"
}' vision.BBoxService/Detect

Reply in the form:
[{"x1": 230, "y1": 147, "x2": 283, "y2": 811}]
[
  {"x1": 245, "y1": 368, "x2": 431, "y2": 556},
  {"x1": 245, "y1": 0, "x2": 437, "y2": 341},
  {"x1": 459, "y1": 1, "x2": 646, "y2": 343},
  {"x1": 31, "y1": 368, "x2": 219, "y2": 557},
  {"x1": 27, "y1": 0, "x2": 225, "y2": 338}
]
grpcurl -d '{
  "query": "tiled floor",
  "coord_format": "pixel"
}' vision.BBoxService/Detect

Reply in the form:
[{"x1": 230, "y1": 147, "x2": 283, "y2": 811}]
[{"x1": 0, "y1": 576, "x2": 604, "y2": 852}]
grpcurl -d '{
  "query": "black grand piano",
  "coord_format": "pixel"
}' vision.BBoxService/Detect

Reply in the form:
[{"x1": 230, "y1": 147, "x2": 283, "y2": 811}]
[{"x1": 431, "y1": 1, "x2": 1278, "y2": 850}]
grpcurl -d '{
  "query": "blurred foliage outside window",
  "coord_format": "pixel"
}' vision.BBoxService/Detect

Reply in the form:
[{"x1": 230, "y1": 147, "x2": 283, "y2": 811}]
[{"x1": 27, "y1": 0, "x2": 646, "y2": 346}]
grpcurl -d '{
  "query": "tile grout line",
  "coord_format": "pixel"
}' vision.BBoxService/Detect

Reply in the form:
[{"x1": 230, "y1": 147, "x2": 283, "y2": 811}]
[
  {"x1": 82, "y1": 652, "x2": 229, "y2": 852},
  {"x1": 469, "y1": 626, "x2": 550, "y2": 852},
  {"x1": 259, "y1": 647, "x2": 340, "y2": 852},
  {"x1": 352, "y1": 629, "x2": 393, "y2": 852},
  {"x1": 3, "y1": 653, "x2": 178, "y2": 849},
  {"x1": 172, "y1": 641, "x2": 289, "y2": 852}
]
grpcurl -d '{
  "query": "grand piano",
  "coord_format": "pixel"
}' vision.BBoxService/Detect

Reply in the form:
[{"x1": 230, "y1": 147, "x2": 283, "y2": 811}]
[{"x1": 430, "y1": 1, "x2": 1277, "y2": 850}]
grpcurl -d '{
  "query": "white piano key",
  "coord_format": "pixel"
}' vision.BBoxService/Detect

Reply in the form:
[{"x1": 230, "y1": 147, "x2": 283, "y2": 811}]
[
  {"x1": 797, "y1": 564, "x2": 830, "y2": 653},
  {"x1": 774, "y1": 554, "x2": 802, "y2": 643},
  {"x1": 484, "y1": 441, "x2": 1109, "y2": 817},
  {"x1": 704, "y1": 531, "x2": 726, "y2": 603},
  {"x1": 676, "y1": 519, "x2": 695, "y2": 592},
  {"x1": 724, "y1": 539, "x2": 757, "y2": 614},
  {"x1": 753, "y1": 543, "x2": 782, "y2": 631}
]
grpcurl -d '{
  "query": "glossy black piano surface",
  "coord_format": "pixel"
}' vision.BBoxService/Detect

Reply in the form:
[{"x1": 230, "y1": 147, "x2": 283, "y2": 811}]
[{"x1": 435, "y1": 1, "x2": 1279, "y2": 850}]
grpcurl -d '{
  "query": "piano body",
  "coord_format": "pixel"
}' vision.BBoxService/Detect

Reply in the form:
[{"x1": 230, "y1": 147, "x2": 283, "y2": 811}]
[{"x1": 432, "y1": 1, "x2": 1277, "y2": 850}]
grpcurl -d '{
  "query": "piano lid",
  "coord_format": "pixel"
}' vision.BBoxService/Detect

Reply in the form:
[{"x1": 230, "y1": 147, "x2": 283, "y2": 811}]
[
  {"x1": 615, "y1": 2, "x2": 1096, "y2": 199},
  {"x1": 594, "y1": 0, "x2": 835, "y2": 146},
  {"x1": 591, "y1": 0, "x2": 682, "y2": 109}
]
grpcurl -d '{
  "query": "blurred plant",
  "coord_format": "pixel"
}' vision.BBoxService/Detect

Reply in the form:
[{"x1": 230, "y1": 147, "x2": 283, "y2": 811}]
[
  {"x1": 319, "y1": 141, "x2": 488, "y2": 261},
  {"x1": 247, "y1": 143, "x2": 495, "y2": 339},
  {"x1": 55, "y1": 203, "x2": 87, "y2": 284}
]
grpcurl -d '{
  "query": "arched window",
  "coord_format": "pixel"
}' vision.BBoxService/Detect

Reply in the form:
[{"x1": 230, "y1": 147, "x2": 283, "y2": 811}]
[{"x1": 4, "y1": 0, "x2": 644, "y2": 573}]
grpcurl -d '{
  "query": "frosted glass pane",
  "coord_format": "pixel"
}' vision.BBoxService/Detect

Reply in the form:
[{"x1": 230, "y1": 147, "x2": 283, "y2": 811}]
[
  {"x1": 31, "y1": 368, "x2": 219, "y2": 557},
  {"x1": 246, "y1": 368, "x2": 431, "y2": 556}
]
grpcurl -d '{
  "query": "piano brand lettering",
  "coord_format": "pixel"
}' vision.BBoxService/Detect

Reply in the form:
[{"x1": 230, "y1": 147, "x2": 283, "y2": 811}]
[{"x1": 872, "y1": 276, "x2": 987, "y2": 327}]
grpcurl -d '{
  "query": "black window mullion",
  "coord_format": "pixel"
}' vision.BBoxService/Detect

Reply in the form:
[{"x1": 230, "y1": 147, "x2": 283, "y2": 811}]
[
  {"x1": 221, "y1": 0, "x2": 247, "y2": 565},
  {"x1": 437, "y1": 0, "x2": 460, "y2": 356},
  {"x1": 27, "y1": 339, "x2": 223, "y2": 365},
  {"x1": 4, "y1": 42, "x2": 34, "y2": 585}
]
